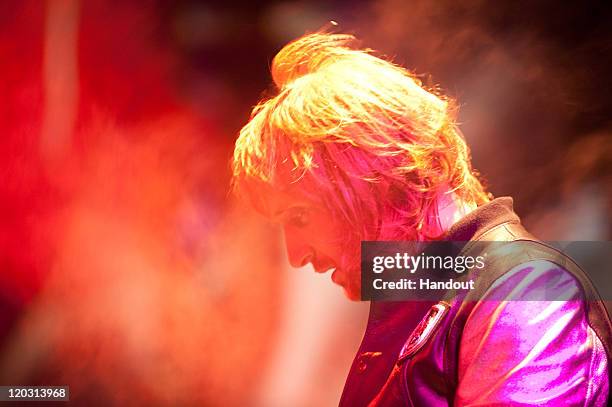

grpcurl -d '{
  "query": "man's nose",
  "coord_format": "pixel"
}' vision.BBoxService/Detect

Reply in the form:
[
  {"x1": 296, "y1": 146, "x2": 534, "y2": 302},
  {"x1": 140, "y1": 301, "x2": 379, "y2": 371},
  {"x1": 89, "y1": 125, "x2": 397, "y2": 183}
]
[{"x1": 283, "y1": 228, "x2": 314, "y2": 268}]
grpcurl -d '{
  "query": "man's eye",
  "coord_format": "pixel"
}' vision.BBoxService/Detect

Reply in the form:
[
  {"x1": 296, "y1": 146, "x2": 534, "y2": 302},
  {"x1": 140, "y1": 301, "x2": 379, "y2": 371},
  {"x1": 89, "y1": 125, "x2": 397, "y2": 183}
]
[{"x1": 288, "y1": 209, "x2": 309, "y2": 228}]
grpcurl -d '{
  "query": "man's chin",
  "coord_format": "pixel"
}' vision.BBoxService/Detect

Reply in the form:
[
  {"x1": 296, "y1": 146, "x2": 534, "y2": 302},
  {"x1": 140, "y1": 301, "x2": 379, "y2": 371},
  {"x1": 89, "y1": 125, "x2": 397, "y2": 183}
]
[{"x1": 342, "y1": 286, "x2": 362, "y2": 302}]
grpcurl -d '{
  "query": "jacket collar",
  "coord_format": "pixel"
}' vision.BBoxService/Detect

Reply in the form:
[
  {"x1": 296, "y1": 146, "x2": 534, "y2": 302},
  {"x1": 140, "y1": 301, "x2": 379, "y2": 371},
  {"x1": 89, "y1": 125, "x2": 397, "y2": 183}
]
[{"x1": 442, "y1": 197, "x2": 520, "y2": 242}]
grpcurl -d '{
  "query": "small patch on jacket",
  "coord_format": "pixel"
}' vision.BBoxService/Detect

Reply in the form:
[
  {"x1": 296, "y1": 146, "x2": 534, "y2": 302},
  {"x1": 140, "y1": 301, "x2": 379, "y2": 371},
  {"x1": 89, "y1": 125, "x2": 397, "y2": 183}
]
[
  {"x1": 355, "y1": 351, "x2": 383, "y2": 373},
  {"x1": 398, "y1": 302, "x2": 450, "y2": 363}
]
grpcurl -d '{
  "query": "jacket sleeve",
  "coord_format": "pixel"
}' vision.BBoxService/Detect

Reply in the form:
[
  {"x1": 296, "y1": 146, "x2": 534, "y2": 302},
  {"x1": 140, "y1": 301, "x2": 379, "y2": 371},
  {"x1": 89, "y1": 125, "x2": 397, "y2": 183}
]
[{"x1": 455, "y1": 260, "x2": 609, "y2": 406}]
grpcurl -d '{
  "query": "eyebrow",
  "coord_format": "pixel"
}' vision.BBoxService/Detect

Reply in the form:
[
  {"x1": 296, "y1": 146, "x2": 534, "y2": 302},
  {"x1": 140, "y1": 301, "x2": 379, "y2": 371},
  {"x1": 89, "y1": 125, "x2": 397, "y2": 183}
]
[{"x1": 273, "y1": 205, "x2": 305, "y2": 219}]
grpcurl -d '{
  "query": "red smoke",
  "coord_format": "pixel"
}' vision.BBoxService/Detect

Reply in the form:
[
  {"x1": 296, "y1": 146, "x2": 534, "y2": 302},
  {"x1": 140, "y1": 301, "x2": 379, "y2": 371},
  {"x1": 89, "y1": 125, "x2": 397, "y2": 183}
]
[{"x1": 0, "y1": 1, "x2": 282, "y2": 405}]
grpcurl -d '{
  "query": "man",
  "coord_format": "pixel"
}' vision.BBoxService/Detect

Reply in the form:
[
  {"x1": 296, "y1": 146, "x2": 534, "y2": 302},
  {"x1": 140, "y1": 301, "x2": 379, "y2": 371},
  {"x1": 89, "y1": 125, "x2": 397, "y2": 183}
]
[{"x1": 232, "y1": 32, "x2": 611, "y2": 405}]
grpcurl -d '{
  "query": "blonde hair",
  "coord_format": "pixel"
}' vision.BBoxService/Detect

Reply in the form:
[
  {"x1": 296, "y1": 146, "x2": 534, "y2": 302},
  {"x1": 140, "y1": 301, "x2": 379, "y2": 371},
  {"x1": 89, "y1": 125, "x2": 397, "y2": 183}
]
[{"x1": 232, "y1": 32, "x2": 490, "y2": 240}]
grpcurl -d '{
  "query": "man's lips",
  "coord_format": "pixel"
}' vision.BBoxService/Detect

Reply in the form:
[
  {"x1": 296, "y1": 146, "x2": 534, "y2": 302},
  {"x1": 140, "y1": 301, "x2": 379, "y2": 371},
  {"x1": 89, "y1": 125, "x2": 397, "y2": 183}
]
[
  {"x1": 331, "y1": 269, "x2": 344, "y2": 285},
  {"x1": 312, "y1": 264, "x2": 342, "y2": 286}
]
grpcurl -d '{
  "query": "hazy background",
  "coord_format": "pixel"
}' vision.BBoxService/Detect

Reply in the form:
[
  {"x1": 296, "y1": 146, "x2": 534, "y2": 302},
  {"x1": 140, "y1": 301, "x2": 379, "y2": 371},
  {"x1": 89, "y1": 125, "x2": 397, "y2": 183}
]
[{"x1": 0, "y1": 0, "x2": 610, "y2": 405}]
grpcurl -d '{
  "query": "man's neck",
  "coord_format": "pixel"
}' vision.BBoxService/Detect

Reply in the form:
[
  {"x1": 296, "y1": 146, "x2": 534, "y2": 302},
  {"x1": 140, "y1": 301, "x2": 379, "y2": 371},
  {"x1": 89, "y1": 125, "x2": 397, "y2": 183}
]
[{"x1": 424, "y1": 190, "x2": 477, "y2": 237}]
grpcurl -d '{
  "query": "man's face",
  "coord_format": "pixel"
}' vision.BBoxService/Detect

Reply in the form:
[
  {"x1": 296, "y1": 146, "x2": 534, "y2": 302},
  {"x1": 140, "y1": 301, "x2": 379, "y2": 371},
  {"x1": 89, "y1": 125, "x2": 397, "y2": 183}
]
[{"x1": 252, "y1": 183, "x2": 362, "y2": 300}]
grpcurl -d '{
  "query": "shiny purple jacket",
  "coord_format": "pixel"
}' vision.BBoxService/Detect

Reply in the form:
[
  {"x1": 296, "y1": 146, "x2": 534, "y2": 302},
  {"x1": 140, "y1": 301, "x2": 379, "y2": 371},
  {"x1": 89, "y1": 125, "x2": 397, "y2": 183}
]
[{"x1": 340, "y1": 198, "x2": 611, "y2": 406}]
